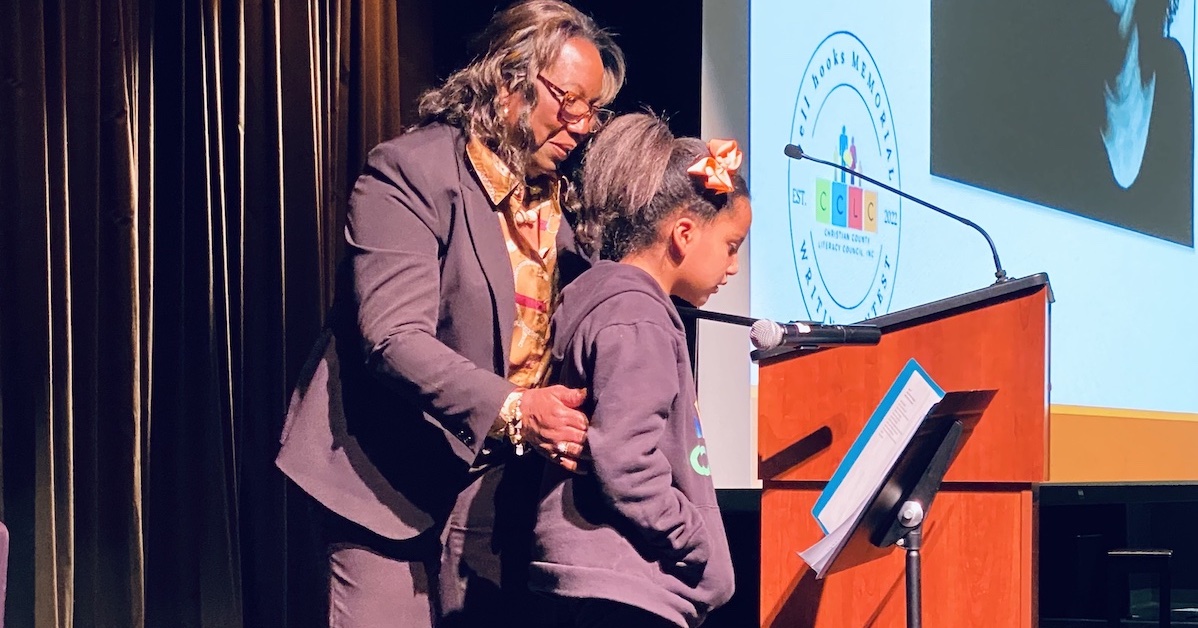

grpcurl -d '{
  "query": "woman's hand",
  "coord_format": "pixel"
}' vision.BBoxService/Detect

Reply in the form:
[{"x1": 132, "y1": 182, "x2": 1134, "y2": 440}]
[{"x1": 519, "y1": 385, "x2": 589, "y2": 472}]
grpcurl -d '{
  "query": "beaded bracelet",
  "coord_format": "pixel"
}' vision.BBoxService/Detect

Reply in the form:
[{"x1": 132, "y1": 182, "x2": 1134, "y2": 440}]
[{"x1": 499, "y1": 389, "x2": 526, "y2": 456}]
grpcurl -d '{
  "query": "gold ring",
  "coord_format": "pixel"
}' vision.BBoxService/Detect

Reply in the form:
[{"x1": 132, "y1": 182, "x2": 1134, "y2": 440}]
[{"x1": 556, "y1": 441, "x2": 570, "y2": 455}]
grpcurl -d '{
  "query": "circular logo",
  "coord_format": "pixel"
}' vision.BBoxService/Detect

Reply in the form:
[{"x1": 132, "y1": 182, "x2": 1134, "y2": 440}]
[{"x1": 788, "y1": 32, "x2": 901, "y2": 323}]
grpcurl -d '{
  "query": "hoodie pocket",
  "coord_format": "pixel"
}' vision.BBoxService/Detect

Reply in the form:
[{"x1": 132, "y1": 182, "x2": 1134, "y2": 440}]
[{"x1": 661, "y1": 514, "x2": 712, "y2": 588}]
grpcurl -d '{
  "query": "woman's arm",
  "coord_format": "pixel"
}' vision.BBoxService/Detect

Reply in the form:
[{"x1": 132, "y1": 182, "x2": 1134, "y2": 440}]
[
  {"x1": 346, "y1": 133, "x2": 587, "y2": 463},
  {"x1": 345, "y1": 136, "x2": 516, "y2": 454}
]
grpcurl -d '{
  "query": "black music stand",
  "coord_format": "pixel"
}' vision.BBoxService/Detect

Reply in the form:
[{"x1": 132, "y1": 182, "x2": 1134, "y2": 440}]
[{"x1": 818, "y1": 389, "x2": 996, "y2": 628}]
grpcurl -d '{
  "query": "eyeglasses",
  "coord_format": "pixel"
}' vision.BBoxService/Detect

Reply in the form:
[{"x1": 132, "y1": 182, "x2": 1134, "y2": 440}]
[{"x1": 536, "y1": 74, "x2": 613, "y2": 133}]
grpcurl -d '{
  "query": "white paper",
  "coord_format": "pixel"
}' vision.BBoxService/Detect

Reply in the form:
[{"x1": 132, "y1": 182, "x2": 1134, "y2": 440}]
[
  {"x1": 816, "y1": 371, "x2": 941, "y2": 532},
  {"x1": 798, "y1": 500, "x2": 868, "y2": 578},
  {"x1": 798, "y1": 360, "x2": 946, "y2": 579}
]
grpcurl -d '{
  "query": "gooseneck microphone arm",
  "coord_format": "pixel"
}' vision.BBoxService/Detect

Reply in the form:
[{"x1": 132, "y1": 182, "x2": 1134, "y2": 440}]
[{"x1": 784, "y1": 144, "x2": 1009, "y2": 283}]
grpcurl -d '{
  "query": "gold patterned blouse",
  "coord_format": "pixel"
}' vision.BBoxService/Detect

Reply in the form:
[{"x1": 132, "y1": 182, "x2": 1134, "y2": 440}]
[{"x1": 466, "y1": 137, "x2": 562, "y2": 390}]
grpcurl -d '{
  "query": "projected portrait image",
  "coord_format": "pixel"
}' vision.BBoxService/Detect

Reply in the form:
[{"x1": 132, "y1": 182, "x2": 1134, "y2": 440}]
[{"x1": 931, "y1": 0, "x2": 1194, "y2": 246}]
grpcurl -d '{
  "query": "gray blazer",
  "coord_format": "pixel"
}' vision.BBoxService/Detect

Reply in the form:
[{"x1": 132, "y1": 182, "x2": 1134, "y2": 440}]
[{"x1": 276, "y1": 123, "x2": 590, "y2": 540}]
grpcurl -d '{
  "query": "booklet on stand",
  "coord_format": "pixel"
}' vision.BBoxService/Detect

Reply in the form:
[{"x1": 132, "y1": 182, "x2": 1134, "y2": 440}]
[{"x1": 798, "y1": 358, "x2": 945, "y2": 578}]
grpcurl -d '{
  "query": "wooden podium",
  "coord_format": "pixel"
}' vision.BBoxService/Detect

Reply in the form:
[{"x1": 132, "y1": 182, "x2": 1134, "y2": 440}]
[{"x1": 755, "y1": 274, "x2": 1052, "y2": 627}]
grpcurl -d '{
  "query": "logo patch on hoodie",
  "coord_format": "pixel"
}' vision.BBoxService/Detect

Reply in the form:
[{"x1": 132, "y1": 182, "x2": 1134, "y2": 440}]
[{"x1": 690, "y1": 416, "x2": 711, "y2": 477}]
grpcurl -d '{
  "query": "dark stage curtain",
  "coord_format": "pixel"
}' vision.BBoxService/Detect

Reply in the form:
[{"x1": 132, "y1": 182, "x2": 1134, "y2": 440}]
[{"x1": 0, "y1": 0, "x2": 422, "y2": 625}]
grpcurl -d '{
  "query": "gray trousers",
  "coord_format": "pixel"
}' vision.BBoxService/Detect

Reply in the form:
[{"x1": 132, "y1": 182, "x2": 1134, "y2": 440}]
[
  {"x1": 327, "y1": 536, "x2": 438, "y2": 627},
  {"x1": 324, "y1": 460, "x2": 535, "y2": 628}
]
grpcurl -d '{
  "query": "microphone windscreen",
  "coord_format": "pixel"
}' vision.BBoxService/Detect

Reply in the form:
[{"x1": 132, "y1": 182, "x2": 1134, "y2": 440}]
[{"x1": 749, "y1": 319, "x2": 783, "y2": 350}]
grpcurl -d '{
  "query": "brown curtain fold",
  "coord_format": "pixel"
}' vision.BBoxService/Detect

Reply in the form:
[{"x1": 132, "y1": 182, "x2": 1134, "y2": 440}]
[{"x1": 0, "y1": 0, "x2": 411, "y2": 626}]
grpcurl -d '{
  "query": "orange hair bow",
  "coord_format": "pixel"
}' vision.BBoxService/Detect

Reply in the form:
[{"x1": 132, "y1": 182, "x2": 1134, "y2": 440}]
[{"x1": 686, "y1": 139, "x2": 743, "y2": 194}]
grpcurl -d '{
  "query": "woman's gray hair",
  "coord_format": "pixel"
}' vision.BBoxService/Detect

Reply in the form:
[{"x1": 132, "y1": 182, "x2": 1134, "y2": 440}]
[
  {"x1": 417, "y1": 0, "x2": 625, "y2": 182},
  {"x1": 578, "y1": 112, "x2": 749, "y2": 260}
]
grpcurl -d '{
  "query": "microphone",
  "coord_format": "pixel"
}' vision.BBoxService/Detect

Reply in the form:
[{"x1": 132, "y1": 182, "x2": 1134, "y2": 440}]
[
  {"x1": 749, "y1": 318, "x2": 881, "y2": 351},
  {"x1": 783, "y1": 144, "x2": 1009, "y2": 283}
]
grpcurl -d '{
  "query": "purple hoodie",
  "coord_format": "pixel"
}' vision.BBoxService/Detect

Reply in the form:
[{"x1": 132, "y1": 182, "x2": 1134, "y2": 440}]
[{"x1": 529, "y1": 261, "x2": 735, "y2": 627}]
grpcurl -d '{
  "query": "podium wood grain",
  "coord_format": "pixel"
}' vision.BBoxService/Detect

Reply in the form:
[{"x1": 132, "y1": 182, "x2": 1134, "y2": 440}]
[
  {"x1": 758, "y1": 284, "x2": 1049, "y2": 626},
  {"x1": 760, "y1": 488, "x2": 1034, "y2": 628}
]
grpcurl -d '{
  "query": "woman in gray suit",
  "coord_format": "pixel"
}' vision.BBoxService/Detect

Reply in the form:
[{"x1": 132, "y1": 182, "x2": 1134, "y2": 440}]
[{"x1": 275, "y1": 1, "x2": 626, "y2": 625}]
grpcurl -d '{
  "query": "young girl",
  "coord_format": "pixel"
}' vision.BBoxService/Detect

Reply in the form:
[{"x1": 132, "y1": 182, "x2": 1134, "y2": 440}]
[{"x1": 527, "y1": 113, "x2": 749, "y2": 627}]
